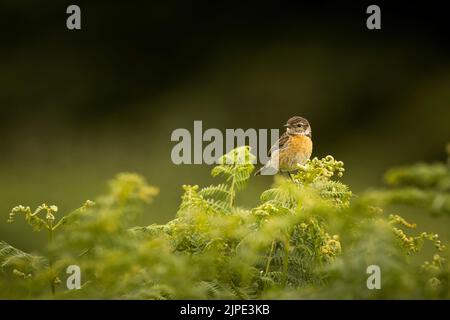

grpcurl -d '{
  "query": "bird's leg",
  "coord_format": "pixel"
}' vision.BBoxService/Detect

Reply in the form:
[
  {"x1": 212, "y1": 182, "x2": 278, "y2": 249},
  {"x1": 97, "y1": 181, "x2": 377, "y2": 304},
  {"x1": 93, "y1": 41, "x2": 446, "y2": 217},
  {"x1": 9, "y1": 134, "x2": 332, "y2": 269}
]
[{"x1": 288, "y1": 172, "x2": 295, "y2": 183}]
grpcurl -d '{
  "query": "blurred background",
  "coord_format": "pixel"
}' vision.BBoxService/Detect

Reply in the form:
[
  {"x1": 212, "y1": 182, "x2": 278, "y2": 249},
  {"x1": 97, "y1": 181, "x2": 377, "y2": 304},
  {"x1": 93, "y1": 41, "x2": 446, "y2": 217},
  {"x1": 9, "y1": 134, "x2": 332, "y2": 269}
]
[{"x1": 1, "y1": 1, "x2": 449, "y2": 251}]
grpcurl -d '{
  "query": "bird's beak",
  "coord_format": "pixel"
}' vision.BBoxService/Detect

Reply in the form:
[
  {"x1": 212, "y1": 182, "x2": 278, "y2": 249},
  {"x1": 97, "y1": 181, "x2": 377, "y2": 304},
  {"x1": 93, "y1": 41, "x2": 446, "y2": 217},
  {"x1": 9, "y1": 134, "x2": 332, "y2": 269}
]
[{"x1": 284, "y1": 124, "x2": 289, "y2": 127}]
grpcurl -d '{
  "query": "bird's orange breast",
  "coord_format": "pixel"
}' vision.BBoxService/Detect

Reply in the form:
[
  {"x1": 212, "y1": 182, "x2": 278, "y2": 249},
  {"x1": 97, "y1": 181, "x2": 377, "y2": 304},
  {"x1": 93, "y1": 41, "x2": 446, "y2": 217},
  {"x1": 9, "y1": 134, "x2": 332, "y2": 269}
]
[
  {"x1": 288, "y1": 135, "x2": 313, "y2": 156},
  {"x1": 278, "y1": 135, "x2": 313, "y2": 172}
]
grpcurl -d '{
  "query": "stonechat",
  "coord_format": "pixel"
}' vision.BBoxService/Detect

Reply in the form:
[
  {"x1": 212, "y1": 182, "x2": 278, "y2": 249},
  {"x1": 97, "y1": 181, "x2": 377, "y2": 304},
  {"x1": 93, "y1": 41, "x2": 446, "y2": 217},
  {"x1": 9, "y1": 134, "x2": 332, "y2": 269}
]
[{"x1": 255, "y1": 116, "x2": 313, "y2": 178}]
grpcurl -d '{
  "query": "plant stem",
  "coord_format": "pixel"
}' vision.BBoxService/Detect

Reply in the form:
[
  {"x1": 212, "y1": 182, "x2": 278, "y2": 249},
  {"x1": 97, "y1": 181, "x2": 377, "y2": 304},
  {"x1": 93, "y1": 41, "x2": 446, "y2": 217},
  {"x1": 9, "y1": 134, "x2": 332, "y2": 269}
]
[
  {"x1": 282, "y1": 234, "x2": 290, "y2": 287},
  {"x1": 264, "y1": 241, "x2": 276, "y2": 277},
  {"x1": 229, "y1": 178, "x2": 235, "y2": 208},
  {"x1": 48, "y1": 220, "x2": 55, "y2": 295}
]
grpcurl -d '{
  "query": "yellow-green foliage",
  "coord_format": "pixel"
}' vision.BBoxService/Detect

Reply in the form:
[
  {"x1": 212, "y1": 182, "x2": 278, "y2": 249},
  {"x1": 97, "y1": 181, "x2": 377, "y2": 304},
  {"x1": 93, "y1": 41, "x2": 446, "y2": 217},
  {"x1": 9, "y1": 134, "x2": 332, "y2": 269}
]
[
  {"x1": 1, "y1": 146, "x2": 449, "y2": 299},
  {"x1": 364, "y1": 144, "x2": 450, "y2": 217}
]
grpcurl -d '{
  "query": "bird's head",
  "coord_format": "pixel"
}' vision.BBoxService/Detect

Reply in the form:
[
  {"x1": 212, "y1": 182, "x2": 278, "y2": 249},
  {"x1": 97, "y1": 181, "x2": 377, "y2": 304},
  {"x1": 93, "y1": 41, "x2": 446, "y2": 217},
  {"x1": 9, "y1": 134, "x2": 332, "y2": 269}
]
[{"x1": 285, "y1": 116, "x2": 311, "y2": 137}]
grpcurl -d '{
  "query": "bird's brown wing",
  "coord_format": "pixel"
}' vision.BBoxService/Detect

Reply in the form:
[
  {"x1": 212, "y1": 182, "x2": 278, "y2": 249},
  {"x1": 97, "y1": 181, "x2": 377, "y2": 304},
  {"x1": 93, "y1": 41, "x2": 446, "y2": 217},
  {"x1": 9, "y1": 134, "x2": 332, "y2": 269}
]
[{"x1": 268, "y1": 132, "x2": 289, "y2": 156}]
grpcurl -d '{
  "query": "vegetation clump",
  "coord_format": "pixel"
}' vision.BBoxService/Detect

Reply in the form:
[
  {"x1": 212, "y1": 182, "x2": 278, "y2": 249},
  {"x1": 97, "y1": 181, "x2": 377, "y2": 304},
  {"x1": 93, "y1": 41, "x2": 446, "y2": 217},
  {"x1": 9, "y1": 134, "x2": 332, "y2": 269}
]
[{"x1": 1, "y1": 145, "x2": 449, "y2": 299}]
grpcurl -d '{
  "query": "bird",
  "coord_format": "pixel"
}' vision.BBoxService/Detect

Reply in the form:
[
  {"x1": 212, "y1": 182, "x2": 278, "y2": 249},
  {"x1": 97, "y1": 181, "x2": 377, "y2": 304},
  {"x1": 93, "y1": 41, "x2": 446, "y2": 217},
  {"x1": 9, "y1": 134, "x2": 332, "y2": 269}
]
[{"x1": 254, "y1": 116, "x2": 313, "y2": 179}]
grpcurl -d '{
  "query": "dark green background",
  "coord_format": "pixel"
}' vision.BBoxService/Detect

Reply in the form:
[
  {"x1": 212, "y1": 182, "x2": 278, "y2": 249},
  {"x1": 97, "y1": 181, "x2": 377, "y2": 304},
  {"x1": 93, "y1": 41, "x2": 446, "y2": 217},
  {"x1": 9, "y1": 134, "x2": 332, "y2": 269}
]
[{"x1": 1, "y1": 2, "x2": 449, "y2": 251}]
